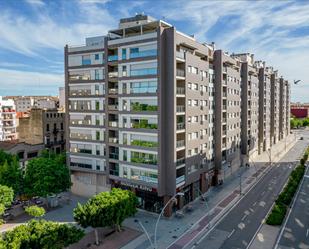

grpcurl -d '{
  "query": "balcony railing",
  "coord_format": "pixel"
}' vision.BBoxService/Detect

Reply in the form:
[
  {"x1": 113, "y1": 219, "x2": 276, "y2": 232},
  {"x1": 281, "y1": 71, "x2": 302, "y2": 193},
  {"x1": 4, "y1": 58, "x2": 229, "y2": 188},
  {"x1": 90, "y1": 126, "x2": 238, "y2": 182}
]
[
  {"x1": 176, "y1": 51, "x2": 185, "y2": 60},
  {"x1": 108, "y1": 72, "x2": 118, "y2": 78},
  {"x1": 176, "y1": 158, "x2": 185, "y2": 166},
  {"x1": 176, "y1": 123, "x2": 185, "y2": 130},
  {"x1": 223, "y1": 105, "x2": 227, "y2": 110},
  {"x1": 176, "y1": 175, "x2": 185, "y2": 185},
  {"x1": 108, "y1": 88, "x2": 118, "y2": 94},
  {"x1": 108, "y1": 121, "x2": 118, "y2": 127},
  {"x1": 130, "y1": 49, "x2": 157, "y2": 59},
  {"x1": 176, "y1": 105, "x2": 185, "y2": 113},
  {"x1": 109, "y1": 137, "x2": 118, "y2": 143},
  {"x1": 108, "y1": 55, "x2": 118, "y2": 62},
  {"x1": 130, "y1": 68, "x2": 157, "y2": 76},
  {"x1": 176, "y1": 87, "x2": 185, "y2": 95},
  {"x1": 176, "y1": 140, "x2": 185, "y2": 148},
  {"x1": 222, "y1": 117, "x2": 227, "y2": 123},
  {"x1": 108, "y1": 105, "x2": 118, "y2": 111},
  {"x1": 109, "y1": 153, "x2": 119, "y2": 160},
  {"x1": 176, "y1": 69, "x2": 185, "y2": 77}
]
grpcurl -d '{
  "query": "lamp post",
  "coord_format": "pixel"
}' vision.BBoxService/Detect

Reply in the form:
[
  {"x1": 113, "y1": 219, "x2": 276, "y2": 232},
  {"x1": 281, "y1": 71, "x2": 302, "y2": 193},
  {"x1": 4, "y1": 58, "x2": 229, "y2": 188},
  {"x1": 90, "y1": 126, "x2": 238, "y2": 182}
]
[{"x1": 154, "y1": 192, "x2": 184, "y2": 249}]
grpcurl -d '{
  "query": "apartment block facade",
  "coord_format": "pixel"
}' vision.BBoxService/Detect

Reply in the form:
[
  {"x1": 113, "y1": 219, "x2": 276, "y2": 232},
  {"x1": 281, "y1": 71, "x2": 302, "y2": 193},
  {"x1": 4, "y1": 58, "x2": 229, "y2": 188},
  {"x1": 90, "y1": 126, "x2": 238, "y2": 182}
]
[
  {"x1": 65, "y1": 14, "x2": 291, "y2": 215},
  {"x1": 0, "y1": 97, "x2": 18, "y2": 141}
]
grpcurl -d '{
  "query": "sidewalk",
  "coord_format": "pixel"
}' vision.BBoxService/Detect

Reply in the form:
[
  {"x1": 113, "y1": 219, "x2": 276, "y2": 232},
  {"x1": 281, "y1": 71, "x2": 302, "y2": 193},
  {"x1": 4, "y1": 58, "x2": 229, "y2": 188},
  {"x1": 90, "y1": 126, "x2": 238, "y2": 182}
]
[{"x1": 122, "y1": 135, "x2": 297, "y2": 249}]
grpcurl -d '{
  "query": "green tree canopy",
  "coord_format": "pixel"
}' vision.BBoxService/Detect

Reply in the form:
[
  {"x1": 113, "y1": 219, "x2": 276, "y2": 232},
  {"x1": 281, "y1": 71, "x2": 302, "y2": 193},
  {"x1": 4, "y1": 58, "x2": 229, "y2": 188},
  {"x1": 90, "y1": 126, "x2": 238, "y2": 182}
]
[
  {"x1": 25, "y1": 205, "x2": 45, "y2": 218},
  {"x1": 1, "y1": 219, "x2": 84, "y2": 249},
  {"x1": 0, "y1": 158, "x2": 23, "y2": 195},
  {"x1": 0, "y1": 185, "x2": 14, "y2": 208},
  {"x1": 24, "y1": 156, "x2": 71, "y2": 197},
  {"x1": 73, "y1": 188, "x2": 137, "y2": 245}
]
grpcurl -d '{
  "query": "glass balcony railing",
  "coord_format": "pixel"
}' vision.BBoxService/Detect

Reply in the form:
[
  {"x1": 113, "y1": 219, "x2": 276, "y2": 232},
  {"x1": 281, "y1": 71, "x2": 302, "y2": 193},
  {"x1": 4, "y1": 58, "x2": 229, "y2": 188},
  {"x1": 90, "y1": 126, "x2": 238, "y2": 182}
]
[
  {"x1": 131, "y1": 103, "x2": 158, "y2": 112},
  {"x1": 82, "y1": 59, "x2": 91, "y2": 65},
  {"x1": 130, "y1": 68, "x2": 157, "y2": 76},
  {"x1": 176, "y1": 158, "x2": 185, "y2": 166},
  {"x1": 176, "y1": 87, "x2": 185, "y2": 95},
  {"x1": 176, "y1": 123, "x2": 185, "y2": 130},
  {"x1": 108, "y1": 55, "x2": 118, "y2": 62},
  {"x1": 131, "y1": 140, "x2": 158, "y2": 148},
  {"x1": 108, "y1": 72, "x2": 118, "y2": 78},
  {"x1": 176, "y1": 69, "x2": 185, "y2": 77},
  {"x1": 176, "y1": 140, "x2": 185, "y2": 148},
  {"x1": 176, "y1": 175, "x2": 185, "y2": 185},
  {"x1": 176, "y1": 51, "x2": 185, "y2": 60},
  {"x1": 176, "y1": 105, "x2": 185, "y2": 113},
  {"x1": 130, "y1": 49, "x2": 157, "y2": 59}
]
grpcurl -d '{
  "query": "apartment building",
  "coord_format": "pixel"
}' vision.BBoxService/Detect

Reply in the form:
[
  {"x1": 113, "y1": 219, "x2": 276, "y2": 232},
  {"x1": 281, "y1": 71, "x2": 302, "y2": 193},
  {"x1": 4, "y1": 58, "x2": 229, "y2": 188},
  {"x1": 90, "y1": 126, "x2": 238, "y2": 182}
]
[
  {"x1": 4, "y1": 96, "x2": 59, "y2": 112},
  {"x1": 65, "y1": 14, "x2": 291, "y2": 215},
  {"x1": 0, "y1": 97, "x2": 18, "y2": 141},
  {"x1": 17, "y1": 108, "x2": 65, "y2": 153},
  {"x1": 270, "y1": 70, "x2": 280, "y2": 145},
  {"x1": 279, "y1": 78, "x2": 287, "y2": 140},
  {"x1": 65, "y1": 14, "x2": 217, "y2": 214},
  {"x1": 232, "y1": 53, "x2": 259, "y2": 159},
  {"x1": 214, "y1": 50, "x2": 242, "y2": 182},
  {"x1": 257, "y1": 64, "x2": 273, "y2": 153}
]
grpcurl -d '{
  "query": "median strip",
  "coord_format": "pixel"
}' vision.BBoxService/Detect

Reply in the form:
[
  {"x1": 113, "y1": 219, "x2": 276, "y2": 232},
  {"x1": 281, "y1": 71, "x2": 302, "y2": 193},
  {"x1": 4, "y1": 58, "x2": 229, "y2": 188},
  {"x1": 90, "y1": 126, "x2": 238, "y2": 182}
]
[{"x1": 266, "y1": 147, "x2": 309, "y2": 226}]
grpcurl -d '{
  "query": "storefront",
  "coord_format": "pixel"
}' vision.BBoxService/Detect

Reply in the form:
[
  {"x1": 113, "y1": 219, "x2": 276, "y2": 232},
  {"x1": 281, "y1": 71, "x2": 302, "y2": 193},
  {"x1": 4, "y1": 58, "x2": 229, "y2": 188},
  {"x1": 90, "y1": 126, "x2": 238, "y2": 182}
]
[{"x1": 111, "y1": 180, "x2": 163, "y2": 213}]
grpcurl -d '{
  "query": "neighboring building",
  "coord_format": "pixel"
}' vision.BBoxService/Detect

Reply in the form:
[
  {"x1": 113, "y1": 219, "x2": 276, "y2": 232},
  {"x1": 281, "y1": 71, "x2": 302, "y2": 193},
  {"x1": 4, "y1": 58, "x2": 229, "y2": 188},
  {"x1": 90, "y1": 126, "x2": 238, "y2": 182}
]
[
  {"x1": 232, "y1": 53, "x2": 259, "y2": 159},
  {"x1": 4, "y1": 96, "x2": 59, "y2": 112},
  {"x1": 270, "y1": 70, "x2": 280, "y2": 145},
  {"x1": 17, "y1": 108, "x2": 65, "y2": 153},
  {"x1": 214, "y1": 50, "x2": 242, "y2": 183},
  {"x1": 65, "y1": 14, "x2": 291, "y2": 215},
  {"x1": 257, "y1": 64, "x2": 273, "y2": 154},
  {"x1": 59, "y1": 87, "x2": 66, "y2": 110},
  {"x1": 291, "y1": 103, "x2": 309, "y2": 118},
  {"x1": 0, "y1": 97, "x2": 18, "y2": 141},
  {"x1": 0, "y1": 141, "x2": 45, "y2": 167}
]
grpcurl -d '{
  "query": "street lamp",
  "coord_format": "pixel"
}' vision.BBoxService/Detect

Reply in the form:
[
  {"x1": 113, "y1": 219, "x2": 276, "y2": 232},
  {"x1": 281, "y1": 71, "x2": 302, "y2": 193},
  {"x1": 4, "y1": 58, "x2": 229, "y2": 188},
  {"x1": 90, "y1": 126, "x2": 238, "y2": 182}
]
[{"x1": 154, "y1": 192, "x2": 184, "y2": 249}]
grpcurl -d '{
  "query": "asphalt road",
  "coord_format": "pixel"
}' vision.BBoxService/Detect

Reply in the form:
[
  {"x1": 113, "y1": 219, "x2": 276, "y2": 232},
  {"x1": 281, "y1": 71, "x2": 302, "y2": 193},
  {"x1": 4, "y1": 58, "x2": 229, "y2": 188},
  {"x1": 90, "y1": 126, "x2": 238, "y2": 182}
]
[
  {"x1": 194, "y1": 131, "x2": 309, "y2": 249},
  {"x1": 276, "y1": 166, "x2": 309, "y2": 249}
]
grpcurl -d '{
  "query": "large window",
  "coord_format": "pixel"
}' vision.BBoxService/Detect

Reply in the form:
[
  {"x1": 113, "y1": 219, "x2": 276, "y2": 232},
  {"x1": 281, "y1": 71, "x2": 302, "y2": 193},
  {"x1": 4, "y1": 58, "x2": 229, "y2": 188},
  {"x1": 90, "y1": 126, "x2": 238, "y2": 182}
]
[
  {"x1": 130, "y1": 168, "x2": 158, "y2": 183},
  {"x1": 69, "y1": 70, "x2": 91, "y2": 81},
  {"x1": 131, "y1": 151, "x2": 157, "y2": 165},
  {"x1": 130, "y1": 81, "x2": 157, "y2": 94}
]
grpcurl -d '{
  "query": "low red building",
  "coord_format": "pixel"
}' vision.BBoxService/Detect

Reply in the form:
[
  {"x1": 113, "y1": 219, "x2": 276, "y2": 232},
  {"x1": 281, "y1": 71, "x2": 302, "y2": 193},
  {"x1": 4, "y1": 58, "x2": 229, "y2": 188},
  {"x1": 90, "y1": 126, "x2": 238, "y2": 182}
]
[{"x1": 291, "y1": 103, "x2": 309, "y2": 118}]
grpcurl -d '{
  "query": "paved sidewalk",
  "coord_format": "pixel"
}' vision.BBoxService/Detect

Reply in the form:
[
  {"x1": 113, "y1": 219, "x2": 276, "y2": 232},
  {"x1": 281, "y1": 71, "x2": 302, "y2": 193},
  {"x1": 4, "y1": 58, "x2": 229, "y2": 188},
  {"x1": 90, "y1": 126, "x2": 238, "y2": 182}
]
[{"x1": 122, "y1": 135, "x2": 297, "y2": 249}]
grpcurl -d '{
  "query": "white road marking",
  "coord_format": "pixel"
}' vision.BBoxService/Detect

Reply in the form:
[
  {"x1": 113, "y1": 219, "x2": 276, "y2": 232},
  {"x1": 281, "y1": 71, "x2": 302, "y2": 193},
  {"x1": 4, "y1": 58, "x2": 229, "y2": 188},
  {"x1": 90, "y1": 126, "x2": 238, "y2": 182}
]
[
  {"x1": 228, "y1": 229, "x2": 235, "y2": 238},
  {"x1": 253, "y1": 201, "x2": 257, "y2": 206},
  {"x1": 241, "y1": 214, "x2": 247, "y2": 221}
]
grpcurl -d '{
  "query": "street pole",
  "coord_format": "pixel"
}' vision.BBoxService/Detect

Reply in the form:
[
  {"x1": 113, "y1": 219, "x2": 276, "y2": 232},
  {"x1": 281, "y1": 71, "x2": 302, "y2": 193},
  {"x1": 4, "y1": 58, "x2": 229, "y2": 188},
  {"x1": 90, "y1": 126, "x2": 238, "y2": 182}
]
[
  {"x1": 154, "y1": 192, "x2": 184, "y2": 249},
  {"x1": 137, "y1": 220, "x2": 154, "y2": 249}
]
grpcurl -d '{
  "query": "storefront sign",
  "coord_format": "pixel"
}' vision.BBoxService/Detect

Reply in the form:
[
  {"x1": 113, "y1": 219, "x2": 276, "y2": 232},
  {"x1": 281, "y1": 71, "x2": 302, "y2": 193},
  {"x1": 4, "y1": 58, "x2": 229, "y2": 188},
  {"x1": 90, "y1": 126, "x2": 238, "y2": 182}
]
[{"x1": 118, "y1": 181, "x2": 155, "y2": 192}]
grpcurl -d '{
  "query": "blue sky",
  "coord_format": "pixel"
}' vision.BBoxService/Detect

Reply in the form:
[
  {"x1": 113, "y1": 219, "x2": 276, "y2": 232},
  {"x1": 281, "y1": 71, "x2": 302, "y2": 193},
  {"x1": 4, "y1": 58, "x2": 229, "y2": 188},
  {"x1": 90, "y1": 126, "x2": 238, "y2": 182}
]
[{"x1": 0, "y1": 0, "x2": 309, "y2": 102}]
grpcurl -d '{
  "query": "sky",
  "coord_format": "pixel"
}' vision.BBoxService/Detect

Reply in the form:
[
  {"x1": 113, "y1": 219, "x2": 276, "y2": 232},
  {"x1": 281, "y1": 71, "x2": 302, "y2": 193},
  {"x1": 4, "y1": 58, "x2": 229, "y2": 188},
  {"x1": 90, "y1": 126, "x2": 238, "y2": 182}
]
[{"x1": 0, "y1": 0, "x2": 308, "y2": 102}]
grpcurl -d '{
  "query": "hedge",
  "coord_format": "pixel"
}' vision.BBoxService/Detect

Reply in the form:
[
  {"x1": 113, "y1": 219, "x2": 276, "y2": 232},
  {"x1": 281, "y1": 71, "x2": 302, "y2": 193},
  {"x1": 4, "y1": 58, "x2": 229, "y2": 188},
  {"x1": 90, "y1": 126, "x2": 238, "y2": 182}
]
[{"x1": 266, "y1": 147, "x2": 308, "y2": 225}]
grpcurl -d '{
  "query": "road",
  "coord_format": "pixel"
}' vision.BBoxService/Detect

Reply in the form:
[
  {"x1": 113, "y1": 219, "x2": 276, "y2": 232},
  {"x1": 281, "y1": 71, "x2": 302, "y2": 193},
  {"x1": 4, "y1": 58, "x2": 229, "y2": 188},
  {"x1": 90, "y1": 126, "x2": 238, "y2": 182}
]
[
  {"x1": 193, "y1": 131, "x2": 309, "y2": 249},
  {"x1": 276, "y1": 166, "x2": 309, "y2": 249}
]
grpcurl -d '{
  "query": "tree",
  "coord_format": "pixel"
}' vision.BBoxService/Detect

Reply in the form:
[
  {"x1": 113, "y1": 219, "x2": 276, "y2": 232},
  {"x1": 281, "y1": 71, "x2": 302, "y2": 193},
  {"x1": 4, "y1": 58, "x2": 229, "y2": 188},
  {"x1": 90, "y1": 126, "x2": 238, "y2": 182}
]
[
  {"x1": 0, "y1": 185, "x2": 14, "y2": 224},
  {"x1": 24, "y1": 157, "x2": 71, "y2": 197},
  {"x1": 73, "y1": 188, "x2": 137, "y2": 245},
  {"x1": 0, "y1": 158, "x2": 23, "y2": 195},
  {"x1": 1, "y1": 219, "x2": 84, "y2": 249},
  {"x1": 25, "y1": 205, "x2": 45, "y2": 218}
]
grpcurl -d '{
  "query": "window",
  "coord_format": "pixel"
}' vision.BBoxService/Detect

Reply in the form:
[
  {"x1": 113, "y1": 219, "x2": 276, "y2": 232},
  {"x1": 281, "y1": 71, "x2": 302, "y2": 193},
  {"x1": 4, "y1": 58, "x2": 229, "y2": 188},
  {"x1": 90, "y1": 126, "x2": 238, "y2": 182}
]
[
  {"x1": 46, "y1": 124, "x2": 50, "y2": 131},
  {"x1": 130, "y1": 48, "x2": 139, "y2": 54},
  {"x1": 82, "y1": 55, "x2": 91, "y2": 65},
  {"x1": 95, "y1": 54, "x2": 99, "y2": 60},
  {"x1": 122, "y1": 48, "x2": 126, "y2": 60},
  {"x1": 95, "y1": 69, "x2": 100, "y2": 80},
  {"x1": 96, "y1": 131, "x2": 100, "y2": 140},
  {"x1": 122, "y1": 65, "x2": 127, "y2": 77},
  {"x1": 61, "y1": 123, "x2": 63, "y2": 130},
  {"x1": 192, "y1": 67, "x2": 198, "y2": 74},
  {"x1": 95, "y1": 101, "x2": 100, "y2": 111}
]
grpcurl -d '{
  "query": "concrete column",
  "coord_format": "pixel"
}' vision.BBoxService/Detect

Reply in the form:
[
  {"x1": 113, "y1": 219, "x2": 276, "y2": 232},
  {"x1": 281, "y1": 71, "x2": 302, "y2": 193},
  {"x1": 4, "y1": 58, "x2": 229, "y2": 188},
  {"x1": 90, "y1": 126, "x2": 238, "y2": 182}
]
[
  {"x1": 163, "y1": 195, "x2": 173, "y2": 217},
  {"x1": 200, "y1": 173, "x2": 207, "y2": 193}
]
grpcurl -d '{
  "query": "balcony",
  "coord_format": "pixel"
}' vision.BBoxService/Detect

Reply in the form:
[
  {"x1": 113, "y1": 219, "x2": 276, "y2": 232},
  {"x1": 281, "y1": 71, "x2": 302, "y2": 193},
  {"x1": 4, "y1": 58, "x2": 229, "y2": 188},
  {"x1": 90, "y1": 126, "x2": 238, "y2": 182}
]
[
  {"x1": 176, "y1": 105, "x2": 185, "y2": 113},
  {"x1": 176, "y1": 69, "x2": 185, "y2": 77},
  {"x1": 108, "y1": 121, "x2": 118, "y2": 128},
  {"x1": 130, "y1": 49, "x2": 157, "y2": 59},
  {"x1": 223, "y1": 92, "x2": 227, "y2": 97},
  {"x1": 222, "y1": 105, "x2": 227, "y2": 110},
  {"x1": 222, "y1": 117, "x2": 227, "y2": 123},
  {"x1": 176, "y1": 140, "x2": 185, "y2": 148},
  {"x1": 109, "y1": 169, "x2": 119, "y2": 176},
  {"x1": 222, "y1": 129, "x2": 227, "y2": 136},
  {"x1": 176, "y1": 87, "x2": 185, "y2": 95},
  {"x1": 132, "y1": 122, "x2": 158, "y2": 129},
  {"x1": 176, "y1": 51, "x2": 185, "y2": 60},
  {"x1": 108, "y1": 55, "x2": 118, "y2": 62},
  {"x1": 176, "y1": 175, "x2": 185, "y2": 185},
  {"x1": 108, "y1": 72, "x2": 118, "y2": 78},
  {"x1": 131, "y1": 157, "x2": 157, "y2": 165},
  {"x1": 131, "y1": 140, "x2": 158, "y2": 148},
  {"x1": 176, "y1": 123, "x2": 185, "y2": 130},
  {"x1": 82, "y1": 59, "x2": 91, "y2": 65}
]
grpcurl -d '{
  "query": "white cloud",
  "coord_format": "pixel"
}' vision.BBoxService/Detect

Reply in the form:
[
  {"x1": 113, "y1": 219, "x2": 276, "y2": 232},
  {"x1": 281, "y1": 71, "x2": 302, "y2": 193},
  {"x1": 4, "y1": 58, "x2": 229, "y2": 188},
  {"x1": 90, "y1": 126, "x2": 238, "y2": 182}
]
[
  {"x1": 0, "y1": 68, "x2": 63, "y2": 89},
  {"x1": 25, "y1": 0, "x2": 45, "y2": 6}
]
